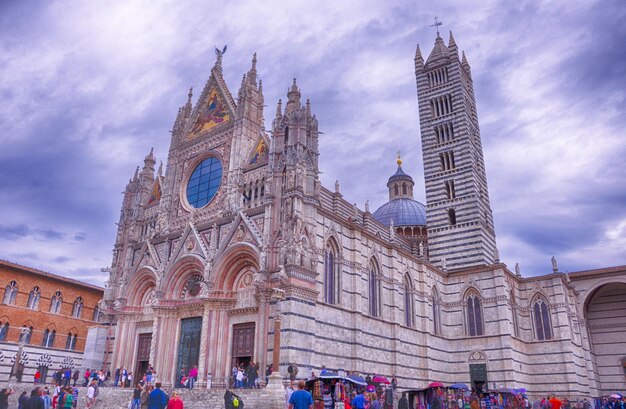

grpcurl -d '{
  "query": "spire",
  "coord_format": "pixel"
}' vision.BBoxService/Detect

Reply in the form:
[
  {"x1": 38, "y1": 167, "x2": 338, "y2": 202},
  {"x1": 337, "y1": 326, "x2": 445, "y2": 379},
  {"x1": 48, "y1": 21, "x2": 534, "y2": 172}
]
[
  {"x1": 144, "y1": 147, "x2": 155, "y2": 164},
  {"x1": 426, "y1": 34, "x2": 449, "y2": 66},
  {"x1": 306, "y1": 98, "x2": 311, "y2": 117},
  {"x1": 275, "y1": 99, "x2": 283, "y2": 119},
  {"x1": 414, "y1": 43, "x2": 424, "y2": 68},
  {"x1": 187, "y1": 87, "x2": 193, "y2": 105},
  {"x1": 462, "y1": 50, "x2": 470, "y2": 67},
  {"x1": 158, "y1": 161, "x2": 163, "y2": 177},
  {"x1": 133, "y1": 166, "x2": 140, "y2": 180},
  {"x1": 396, "y1": 150, "x2": 403, "y2": 166},
  {"x1": 258, "y1": 79, "x2": 263, "y2": 94},
  {"x1": 285, "y1": 78, "x2": 301, "y2": 114},
  {"x1": 448, "y1": 31, "x2": 458, "y2": 55}
]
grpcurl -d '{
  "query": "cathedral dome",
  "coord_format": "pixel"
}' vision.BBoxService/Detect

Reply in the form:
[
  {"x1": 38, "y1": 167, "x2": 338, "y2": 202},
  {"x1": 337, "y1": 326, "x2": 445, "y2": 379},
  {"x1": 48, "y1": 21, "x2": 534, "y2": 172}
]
[
  {"x1": 373, "y1": 198, "x2": 427, "y2": 227},
  {"x1": 373, "y1": 155, "x2": 427, "y2": 227}
]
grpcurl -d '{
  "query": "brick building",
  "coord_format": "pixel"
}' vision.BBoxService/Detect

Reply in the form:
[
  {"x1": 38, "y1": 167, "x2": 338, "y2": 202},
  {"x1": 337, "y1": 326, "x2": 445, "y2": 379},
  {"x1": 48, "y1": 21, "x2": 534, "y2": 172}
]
[{"x1": 0, "y1": 259, "x2": 104, "y2": 383}]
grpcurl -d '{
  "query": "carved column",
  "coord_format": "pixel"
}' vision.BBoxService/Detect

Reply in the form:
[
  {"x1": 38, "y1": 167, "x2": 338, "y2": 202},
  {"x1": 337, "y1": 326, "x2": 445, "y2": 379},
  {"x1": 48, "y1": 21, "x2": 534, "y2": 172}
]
[
  {"x1": 197, "y1": 304, "x2": 211, "y2": 387},
  {"x1": 111, "y1": 316, "x2": 123, "y2": 371},
  {"x1": 148, "y1": 315, "x2": 160, "y2": 368},
  {"x1": 255, "y1": 288, "x2": 270, "y2": 378}
]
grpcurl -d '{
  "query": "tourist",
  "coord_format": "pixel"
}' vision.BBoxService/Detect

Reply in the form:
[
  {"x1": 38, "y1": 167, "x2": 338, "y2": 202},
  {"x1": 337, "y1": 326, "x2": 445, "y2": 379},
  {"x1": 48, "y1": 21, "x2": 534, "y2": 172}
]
[
  {"x1": 18, "y1": 391, "x2": 28, "y2": 409},
  {"x1": 288, "y1": 381, "x2": 314, "y2": 409},
  {"x1": 146, "y1": 366, "x2": 153, "y2": 384},
  {"x1": 122, "y1": 368, "x2": 128, "y2": 387},
  {"x1": 141, "y1": 384, "x2": 153, "y2": 409},
  {"x1": 398, "y1": 392, "x2": 409, "y2": 409},
  {"x1": 167, "y1": 392, "x2": 184, "y2": 409},
  {"x1": 84, "y1": 369, "x2": 91, "y2": 387},
  {"x1": 189, "y1": 366, "x2": 198, "y2": 389},
  {"x1": 113, "y1": 368, "x2": 120, "y2": 387},
  {"x1": 62, "y1": 387, "x2": 74, "y2": 409},
  {"x1": 265, "y1": 364, "x2": 273, "y2": 386},
  {"x1": 148, "y1": 382, "x2": 168, "y2": 409},
  {"x1": 131, "y1": 384, "x2": 143, "y2": 409},
  {"x1": 0, "y1": 388, "x2": 12, "y2": 409},
  {"x1": 72, "y1": 370, "x2": 79, "y2": 386},
  {"x1": 25, "y1": 387, "x2": 44, "y2": 409},
  {"x1": 86, "y1": 381, "x2": 97, "y2": 408},
  {"x1": 550, "y1": 396, "x2": 562, "y2": 409},
  {"x1": 127, "y1": 372, "x2": 133, "y2": 388},
  {"x1": 42, "y1": 388, "x2": 52, "y2": 409},
  {"x1": 224, "y1": 390, "x2": 243, "y2": 409},
  {"x1": 286, "y1": 382, "x2": 295, "y2": 408},
  {"x1": 236, "y1": 366, "x2": 244, "y2": 389},
  {"x1": 288, "y1": 363, "x2": 298, "y2": 384},
  {"x1": 71, "y1": 385, "x2": 79, "y2": 409},
  {"x1": 351, "y1": 389, "x2": 366, "y2": 409},
  {"x1": 64, "y1": 369, "x2": 72, "y2": 387}
]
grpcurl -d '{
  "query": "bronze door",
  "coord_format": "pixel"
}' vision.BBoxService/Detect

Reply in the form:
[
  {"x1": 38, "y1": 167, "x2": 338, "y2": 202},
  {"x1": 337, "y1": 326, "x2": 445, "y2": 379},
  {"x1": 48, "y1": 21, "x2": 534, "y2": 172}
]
[
  {"x1": 135, "y1": 333, "x2": 152, "y2": 381},
  {"x1": 231, "y1": 323, "x2": 255, "y2": 368}
]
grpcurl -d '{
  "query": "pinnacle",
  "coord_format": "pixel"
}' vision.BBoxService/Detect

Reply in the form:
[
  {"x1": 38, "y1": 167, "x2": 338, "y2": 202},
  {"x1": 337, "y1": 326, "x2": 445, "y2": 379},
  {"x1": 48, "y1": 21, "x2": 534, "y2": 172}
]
[
  {"x1": 448, "y1": 31, "x2": 458, "y2": 51},
  {"x1": 414, "y1": 43, "x2": 423, "y2": 62}
]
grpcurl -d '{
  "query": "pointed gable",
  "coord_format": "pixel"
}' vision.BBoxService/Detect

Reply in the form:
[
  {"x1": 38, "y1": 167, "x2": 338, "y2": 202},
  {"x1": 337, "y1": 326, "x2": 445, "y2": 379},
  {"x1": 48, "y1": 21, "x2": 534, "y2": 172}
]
[
  {"x1": 186, "y1": 67, "x2": 237, "y2": 140},
  {"x1": 246, "y1": 134, "x2": 269, "y2": 168}
]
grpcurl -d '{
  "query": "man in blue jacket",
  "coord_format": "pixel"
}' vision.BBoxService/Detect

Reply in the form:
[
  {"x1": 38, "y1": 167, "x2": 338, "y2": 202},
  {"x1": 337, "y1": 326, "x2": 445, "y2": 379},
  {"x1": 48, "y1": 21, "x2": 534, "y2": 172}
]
[{"x1": 148, "y1": 383, "x2": 168, "y2": 409}]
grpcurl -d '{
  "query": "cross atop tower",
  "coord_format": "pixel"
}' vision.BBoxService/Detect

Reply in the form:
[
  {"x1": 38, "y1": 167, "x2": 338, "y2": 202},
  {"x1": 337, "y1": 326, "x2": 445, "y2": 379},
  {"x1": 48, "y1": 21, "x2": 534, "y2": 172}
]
[{"x1": 431, "y1": 16, "x2": 443, "y2": 36}]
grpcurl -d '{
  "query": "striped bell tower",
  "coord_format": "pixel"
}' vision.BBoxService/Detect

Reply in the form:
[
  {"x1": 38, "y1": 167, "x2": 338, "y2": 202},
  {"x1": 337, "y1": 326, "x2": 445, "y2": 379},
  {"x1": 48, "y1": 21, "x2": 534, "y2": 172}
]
[{"x1": 415, "y1": 30, "x2": 498, "y2": 270}]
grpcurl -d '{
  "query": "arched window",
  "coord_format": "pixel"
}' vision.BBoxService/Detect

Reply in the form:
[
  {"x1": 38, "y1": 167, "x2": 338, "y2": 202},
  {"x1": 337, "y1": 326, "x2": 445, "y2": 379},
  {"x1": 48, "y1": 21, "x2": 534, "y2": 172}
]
[
  {"x1": 92, "y1": 305, "x2": 101, "y2": 322},
  {"x1": 324, "y1": 239, "x2": 341, "y2": 305},
  {"x1": 3, "y1": 281, "x2": 18, "y2": 305},
  {"x1": 432, "y1": 287, "x2": 441, "y2": 335},
  {"x1": 402, "y1": 183, "x2": 407, "y2": 195},
  {"x1": 42, "y1": 328, "x2": 56, "y2": 348},
  {"x1": 27, "y1": 286, "x2": 41, "y2": 310},
  {"x1": 72, "y1": 297, "x2": 84, "y2": 318},
  {"x1": 368, "y1": 260, "x2": 381, "y2": 318},
  {"x1": 65, "y1": 332, "x2": 77, "y2": 350},
  {"x1": 50, "y1": 291, "x2": 62, "y2": 314},
  {"x1": 0, "y1": 321, "x2": 9, "y2": 341},
  {"x1": 533, "y1": 297, "x2": 552, "y2": 340},
  {"x1": 19, "y1": 325, "x2": 33, "y2": 344},
  {"x1": 466, "y1": 292, "x2": 484, "y2": 336},
  {"x1": 510, "y1": 290, "x2": 519, "y2": 338},
  {"x1": 403, "y1": 274, "x2": 414, "y2": 327}
]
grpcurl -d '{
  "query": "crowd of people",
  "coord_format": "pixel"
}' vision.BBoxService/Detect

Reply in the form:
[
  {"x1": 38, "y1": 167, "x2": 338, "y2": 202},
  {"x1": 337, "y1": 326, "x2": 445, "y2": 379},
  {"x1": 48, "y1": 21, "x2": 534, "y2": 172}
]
[
  {"x1": 0, "y1": 379, "x2": 100, "y2": 409},
  {"x1": 230, "y1": 362, "x2": 262, "y2": 389}
]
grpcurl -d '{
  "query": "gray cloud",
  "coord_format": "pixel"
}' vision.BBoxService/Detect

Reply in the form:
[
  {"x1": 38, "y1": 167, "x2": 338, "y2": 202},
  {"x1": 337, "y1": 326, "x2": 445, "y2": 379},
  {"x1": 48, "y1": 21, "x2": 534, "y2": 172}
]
[{"x1": 0, "y1": 0, "x2": 623, "y2": 282}]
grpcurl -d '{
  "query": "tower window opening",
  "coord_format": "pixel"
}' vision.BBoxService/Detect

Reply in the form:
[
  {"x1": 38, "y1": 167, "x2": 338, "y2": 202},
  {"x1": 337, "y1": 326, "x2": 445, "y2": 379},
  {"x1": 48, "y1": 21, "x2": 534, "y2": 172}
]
[
  {"x1": 448, "y1": 208, "x2": 457, "y2": 225},
  {"x1": 402, "y1": 183, "x2": 407, "y2": 195},
  {"x1": 284, "y1": 127, "x2": 289, "y2": 147},
  {"x1": 445, "y1": 180, "x2": 456, "y2": 199}
]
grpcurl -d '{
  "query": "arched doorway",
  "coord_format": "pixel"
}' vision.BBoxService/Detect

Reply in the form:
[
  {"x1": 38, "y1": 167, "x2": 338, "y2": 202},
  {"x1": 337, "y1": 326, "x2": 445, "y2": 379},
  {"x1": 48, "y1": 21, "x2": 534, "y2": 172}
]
[{"x1": 585, "y1": 282, "x2": 626, "y2": 395}]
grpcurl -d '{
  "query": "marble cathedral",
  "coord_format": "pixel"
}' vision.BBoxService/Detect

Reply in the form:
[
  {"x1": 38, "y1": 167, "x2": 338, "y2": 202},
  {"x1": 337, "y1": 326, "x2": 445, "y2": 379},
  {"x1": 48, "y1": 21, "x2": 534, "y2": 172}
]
[{"x1": 102, "y1": 32, "x2": 626, "y2": 397}]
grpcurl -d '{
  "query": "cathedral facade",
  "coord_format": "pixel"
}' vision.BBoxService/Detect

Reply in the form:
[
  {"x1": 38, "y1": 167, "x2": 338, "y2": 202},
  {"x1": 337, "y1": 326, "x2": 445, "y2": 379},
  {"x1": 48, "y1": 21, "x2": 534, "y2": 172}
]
[{"x1": 102, "y1": 33, "x2": 626, "y2": 398}]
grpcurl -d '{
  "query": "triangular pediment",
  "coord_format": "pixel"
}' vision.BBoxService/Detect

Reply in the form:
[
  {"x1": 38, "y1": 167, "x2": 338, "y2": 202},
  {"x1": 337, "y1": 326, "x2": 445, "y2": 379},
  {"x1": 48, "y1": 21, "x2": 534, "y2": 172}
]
[
  {"x1": 168, "y1": 221, "x2": 209, "y2": 267},
  {"x1": 245, "y1": 134, "x2": 270, "y2": 168},
  {"x1": 132, "y1": 241, "x2": 160, "y2": 274},
  {"x1": 215, "y1": 211, "x2": 263, "y2": 258},
  {"x1": 185, "y1": 69, "x2": 236, "y2": 141}
]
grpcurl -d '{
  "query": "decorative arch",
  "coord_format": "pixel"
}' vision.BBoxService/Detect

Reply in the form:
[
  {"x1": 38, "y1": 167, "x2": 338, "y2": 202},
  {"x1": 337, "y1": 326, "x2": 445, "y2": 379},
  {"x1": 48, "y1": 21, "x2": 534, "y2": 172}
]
[
  {"x1": 71, "y1": 296, "x2": 84, "y2": 318},
  {"x1": 368, "y1": 258, "x2": 382, "y2": 318},
  {"x1": 582, "y1": 277, "x2": 626, "y2": 317},
  {"x1": 211, "y1": 242, "x2": 260, "y2": 292},
  {"x1": 465, "y1": 288, "x2": 484, "y2": 336},
  {"x1": 324, "y1": 237, "x2": 341, "y2": 305},
  {"x1": 530, "y1": 293, "x2": 552, "y2": 341},
  {"x1": 127, "y1": 268, "x2": 158, "y2": 306},
  {"x1": 42, "y1": 324, "x2": 56, "y2": 348},
  {"x1": 49, "y1": 291, "x2": 62, "y2": 314},
  {"x1": 0, "y1": 316, "x2": 10, "y2": 341},
  {"x1": 164, "y1": 255, "x2": 206, "y2": 299}
]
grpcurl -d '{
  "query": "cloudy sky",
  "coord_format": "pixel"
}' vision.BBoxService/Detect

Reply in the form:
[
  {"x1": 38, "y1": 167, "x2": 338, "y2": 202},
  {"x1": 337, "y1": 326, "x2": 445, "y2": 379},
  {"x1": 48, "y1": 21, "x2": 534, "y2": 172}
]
[{"x1": 1, "y1": 0, "x2": 624, "y2": 286}]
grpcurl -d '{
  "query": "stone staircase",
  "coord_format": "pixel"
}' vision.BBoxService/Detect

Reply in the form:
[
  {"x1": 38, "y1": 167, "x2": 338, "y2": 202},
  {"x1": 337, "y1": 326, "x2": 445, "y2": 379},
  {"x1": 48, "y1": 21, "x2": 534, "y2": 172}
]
[
  {"x1": 91, "y1": 387, "x2": 279, "y2": 409},
  {"x1": 0, "y1": 384, "x2": 285, "y2": 408}
]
